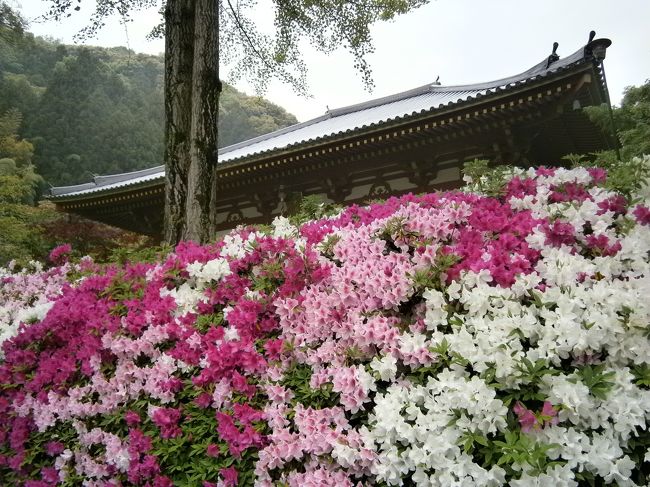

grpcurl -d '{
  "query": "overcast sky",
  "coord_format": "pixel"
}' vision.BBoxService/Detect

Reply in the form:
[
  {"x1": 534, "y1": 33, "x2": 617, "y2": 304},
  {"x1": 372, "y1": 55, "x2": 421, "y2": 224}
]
[{"x1": 16, "y1": 0, "x2": 650, "y2": 122}]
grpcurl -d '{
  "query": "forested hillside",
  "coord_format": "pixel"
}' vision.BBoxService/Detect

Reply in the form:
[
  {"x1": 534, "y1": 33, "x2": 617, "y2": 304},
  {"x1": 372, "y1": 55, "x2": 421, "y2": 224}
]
[{"x1": 0, "y1": 14, "x2": 297, "y2": 186}]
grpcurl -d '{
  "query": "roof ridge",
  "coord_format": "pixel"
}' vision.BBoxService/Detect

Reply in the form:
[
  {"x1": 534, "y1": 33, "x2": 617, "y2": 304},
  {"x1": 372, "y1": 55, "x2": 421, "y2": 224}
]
[
  {"x1": 93, "y1": 165, "x2": 164, "y2": 185},
  {"x1": 50, "y1": 182, "x2": 97, "y2": 196},
  {"x1": 325, "y1": 45, "x2": 587, "y2": 117},
  {"x1": 49, "y1": 165, "x2": 165, "y2": 196}
]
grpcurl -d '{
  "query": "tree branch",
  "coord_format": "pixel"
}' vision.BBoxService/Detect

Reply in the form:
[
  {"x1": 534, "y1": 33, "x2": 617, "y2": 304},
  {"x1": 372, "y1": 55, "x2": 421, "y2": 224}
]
[{"x1": 224, "y1": 0, "x2": 271, "y2": 69}]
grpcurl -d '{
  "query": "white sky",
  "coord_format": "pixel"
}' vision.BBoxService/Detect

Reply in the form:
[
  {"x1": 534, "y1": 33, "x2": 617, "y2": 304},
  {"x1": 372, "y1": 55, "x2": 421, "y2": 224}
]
[{"x1": 16, "y1": 0, "x2": 650, "y2": 123}]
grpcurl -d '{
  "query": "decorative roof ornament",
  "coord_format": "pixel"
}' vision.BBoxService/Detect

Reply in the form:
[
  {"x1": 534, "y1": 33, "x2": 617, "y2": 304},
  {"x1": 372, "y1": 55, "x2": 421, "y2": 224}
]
[
  {"x1": 588, "y1": 30, "x2": 596, "y2": 43},
  {"x1": 584, "y1": 30, "x2": 612, "y2": 62},
  {"x1": 582, "y1": 29, "x2": 617, "y2": 159},
  {"x1": 546, "y1": 42, "x2": 559, "y2": 68}
]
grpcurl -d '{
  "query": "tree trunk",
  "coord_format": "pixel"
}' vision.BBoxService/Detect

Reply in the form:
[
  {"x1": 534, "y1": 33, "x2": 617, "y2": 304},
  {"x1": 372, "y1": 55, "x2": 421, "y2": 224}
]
[{"x1": 164, "y1": 0, "x2": 220, "y2": 244}]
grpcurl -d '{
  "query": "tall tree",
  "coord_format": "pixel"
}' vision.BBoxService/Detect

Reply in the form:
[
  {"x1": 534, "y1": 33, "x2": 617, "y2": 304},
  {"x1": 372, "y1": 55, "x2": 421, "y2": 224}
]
[
  {"x1": 40, "y1": 0, "x2": 429, "y2": 243},
  {"x1": 164, "y1": 0, "x2": 220, "y2": 242},
  {"x1": 0, "y1": 1, "x2": 25, "y2": 43}
]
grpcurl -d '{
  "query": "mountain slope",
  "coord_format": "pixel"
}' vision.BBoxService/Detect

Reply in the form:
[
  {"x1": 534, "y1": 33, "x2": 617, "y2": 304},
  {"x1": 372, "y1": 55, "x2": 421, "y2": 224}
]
[{"x1": 0, "y1": 30, "x2": 298, "y2": 186}]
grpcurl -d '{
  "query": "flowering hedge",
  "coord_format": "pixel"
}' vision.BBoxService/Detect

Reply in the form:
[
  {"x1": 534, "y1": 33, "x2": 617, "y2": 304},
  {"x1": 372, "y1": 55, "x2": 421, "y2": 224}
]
[
  {"x1": 1, "y1": 163, "x2": 650, "y2": 486},
  {"x1": 0, "y1": 255, "x2": 76, "y2": 360}
]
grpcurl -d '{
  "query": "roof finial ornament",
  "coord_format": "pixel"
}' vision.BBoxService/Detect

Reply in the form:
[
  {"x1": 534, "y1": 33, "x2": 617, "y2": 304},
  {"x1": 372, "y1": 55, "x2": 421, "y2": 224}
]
[
  {"x1": 546, "y1": 41, "x2": 560, "y2": 68},
  {"x1": 588, "y1": 30, "x2": 596, "y2": 44},
  {"x1": 433, "y1": 75, "x2": 441, "y2": 86},
  {"x1": 584, "y1": 30, "x2": 611, "y2": 62}
]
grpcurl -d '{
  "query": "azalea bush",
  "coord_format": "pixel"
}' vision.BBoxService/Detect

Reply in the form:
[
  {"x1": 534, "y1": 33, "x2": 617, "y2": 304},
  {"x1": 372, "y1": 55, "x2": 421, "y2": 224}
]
[
  {"x1": 1, "y1": 161, "x2": 650, "y2": 486},
  {"x1": 0, "y1": 246, "x2": 79, "y2": 359}
]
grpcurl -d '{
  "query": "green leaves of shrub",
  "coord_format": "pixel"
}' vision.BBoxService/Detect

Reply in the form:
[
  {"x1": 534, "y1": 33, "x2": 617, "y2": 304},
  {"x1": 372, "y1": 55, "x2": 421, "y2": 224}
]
[
  {"x1": 631, "y1": 364, "x2": 650, "y2": 388},
  {"x1": 567, "y1": 152, "x2": 650, "y2": 199},
  {"x1": 491, "y1": 430, "x2": 561, "y2": 476},
  {"x1": 281, "y1": 363, "x2": 339, "y2": 409},
  {"x1": 572, "y1": 364, "x2": 616, "y2": 400},
  {"x1": 288, "y1": 194, "x2": 342, "y2": 226},
  {"x1": 462, "y1": 159, "x2": 515, "y2": 198}
]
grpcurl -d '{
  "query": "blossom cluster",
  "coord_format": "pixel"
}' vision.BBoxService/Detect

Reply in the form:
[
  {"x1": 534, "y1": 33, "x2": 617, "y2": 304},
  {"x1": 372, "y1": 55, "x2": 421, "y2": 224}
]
[
  {"x1": 0, "y1": 259, "x2": 77, "y2": 359},
  {"x1": 1, "y1": 163, "x2": 649, "y2": 486}
]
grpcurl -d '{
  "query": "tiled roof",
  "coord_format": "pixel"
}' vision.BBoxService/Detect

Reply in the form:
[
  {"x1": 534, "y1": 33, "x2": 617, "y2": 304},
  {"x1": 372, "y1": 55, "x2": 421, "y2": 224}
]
[
  {"x1": 50, "y1": 43, "x2": 596, "y2": 200},
  {"x1": 216, "y1": 47, "x2": 586, "y2": 164}
]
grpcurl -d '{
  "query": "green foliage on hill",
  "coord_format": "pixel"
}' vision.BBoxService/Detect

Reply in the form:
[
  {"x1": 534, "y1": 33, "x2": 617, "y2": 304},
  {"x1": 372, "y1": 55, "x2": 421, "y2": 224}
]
[
  {"x1": 0, "y1": 107, "x2": 56, "y2": 265},
  {"x1": 0, "y1": 10, "x2": 298, "y2": 186},
  {"x1": 0, "y1": 104, "x2": 171, "y2": 267}
]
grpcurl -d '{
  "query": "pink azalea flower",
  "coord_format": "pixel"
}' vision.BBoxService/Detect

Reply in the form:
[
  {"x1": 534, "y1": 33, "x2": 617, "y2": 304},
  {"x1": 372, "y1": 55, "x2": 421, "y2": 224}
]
[
  {"x1": 541, "y1": 401, "x2": 560, "y2": 427},
  {"x1": 220, "y1": 466, "x2": 238, "y2": 486},
  {"x1": 536, "y1": 166, "x2": 556, "y2": 177},
  {"x1": 587, "y1": 167, "x2": 607, "y2": 184},
  {"x1": 633, "y1": 204, "x2": 650, "y2": 225},
  {"x1": 206, "y1": 443, "x2": 220, "y2": 458},
  {"x1": 151, "y1": 407, "x2": 182, "y2": 439},
  {"x1": 40, "y1": 466, "x2": 59, "y2": 482},
  {"x1": 263, "y1": 338, "x2": 284, "y2": 360},
  {"x1": 48, "y1": 243, "x2": 72, "y2": 265},
  {"x1": 125, "y1": 410, "x2": 141, "y2": 427},
  {"x1": 153, "y1": 474, "x2": 174, "y2": 487},
  {"x1": 513, "y1": 401, "x2": 537, "y2": 432},
  {"x1": 597, "y1": 195, "x2": 627, "y2": 215},
  {"x1": 45, "y1": 441, "x2": 64, "y2": 456},
  {"x1": 194, "y1": 392, "x2": 212, "y2": 408},
  {"x1": 543, "y1": 220, "x2": 576, "y2": 247},
  {"x1": 586, "y1": 234, "x2": 622, "y2": 256}
]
